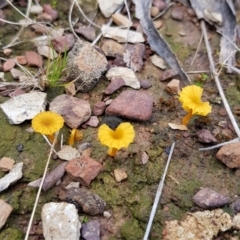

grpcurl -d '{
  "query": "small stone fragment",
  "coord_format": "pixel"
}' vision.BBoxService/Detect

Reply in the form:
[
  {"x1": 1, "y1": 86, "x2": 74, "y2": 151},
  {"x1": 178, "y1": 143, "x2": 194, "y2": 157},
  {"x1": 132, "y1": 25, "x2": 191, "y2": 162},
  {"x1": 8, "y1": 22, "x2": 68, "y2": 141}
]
[
  {"x1": 3, "y1": 49, "x2": 12, "y2": 56},
  {"x1": 141, "y1": 151, "x2": 149, "y2": 165},
  {"x1": 160, "y1": 69, "x2": 179, "y2": 81},
  {"x1": 10, "y1": 68, "x2": 24, "y2": 79},
  {"x1": 153, "y1": 20, "x2": 163, "y2": 29},
  {"x1": 171, "y1": 6, "x2": 185, "y2": 21},
  {"x1": 65, "y1": 182, "x2": 80, "y2": 189},
  {"x1": 151, "y1": 6, "x2": 159, "y2": 17},
  {"x1": 0, "y1": 199, "x2": 12, "y2": 230},
  {"x1": 0, "y1": 157, "x2": 15, "y2": 172},
  {"x1": 56, "y1": 145, "x2": 81, "y2": 161},
  {"x1": 82, "y1": 220, "x2": 101, "y2": 240},
  {"x1": 25, "y1": 51, "x2": 43, "y2": 68},
  {"x1": 102, "y1": 25, "x2": 145, "y2": 43},
  {"x1": 42, "y1": 4, "x2": 58, "y2": 21},
  {"x1": 93, "y1": 101, "x2": 106, "y2": 116},
  {"x1": 166, "y1": 79, "x2": 180, "y2": 94},
  {"x1": 112, "y1": 13, "x2": 132, "y2": 27},
  {"x1": 103, "y1": 77, "x2": 125, "y2": 95},
  {"x1": 151, "y1": 54, "x2": 166, "y2": 69},
  {"x1": 84, "y1": 116, "x2": 99, "y2": 127},
  {"x1": 41, "y1": 202, "x2": 81, "y2": 240},
  {"x1": 230, "y1": 197, "x2": 240, "y2": 214},
  {"x1": 3, "y1": 59, "x2": 15, "y2": 72},
  {"x1": 37, "y1": 46, "x2": 58, "y2": 59},
  {"x1": 15, "y1": 56, "x2": 27, "y2": 65},
  {"x1": 114, "y1": 169, "x2": 128, "y2": 182},
  {"x1": 59, "y1": 187, "x2": 106, "y2": 215},
  {"x1": 28, "y1": 162, "x2": 67, "y2": 191},
  {"x1": 67, "y1": 39, "x2": 108, "y2": 92},
  {"x1": 97, "y1": 0, "x2": 124, "y2": 18},
  {"x1": 153, "y1": 0, "x2": 166, "y2": 11},
  {"x1": 196, "y1": 129, "x2": 217, "y2": 143},
  {"x1": 101, "y1": 40, "x2": 125, "y2": 57},
  {"x1": 30, "y1": 5, "x2": 43, "y2": 14},
  {"x1": 140, "y1": 80, "x2": 152, "y2": 89},
  {"x1": 193, "y1": 188, "x2": 230, "y2": 209},
  {"x1": 65, "y1": 156, "x2": 103, "y2": 186},
  {"x1": 0, "y1": 162, "x2": 23, "y2": 193},
  {"x1": 52, "y1": 34, "x2": 75, "y2": 53},
  {"x1": 49, "y1": 94, "x2": 91, "y2": 128},
  {"x1": 106, "y1": 90, "x2": 153, "y2": 121},
  {"x1": 106, "y1": 66, "x2": 140, "y2": 89},
  {"x1": 0, "y1": 92, "x2": 47, "y2": 124},
  {"x1": 74, "y1": 25, "x2": 96, "y2": 41}
]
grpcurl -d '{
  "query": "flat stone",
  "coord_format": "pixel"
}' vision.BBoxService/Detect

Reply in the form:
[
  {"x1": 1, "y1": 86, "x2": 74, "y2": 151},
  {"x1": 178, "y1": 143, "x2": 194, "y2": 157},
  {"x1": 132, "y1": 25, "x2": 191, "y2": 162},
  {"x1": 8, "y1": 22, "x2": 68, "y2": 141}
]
[
  {"x1": 10, "y1": 68, "x2": 24, "y2": 79},
  {"x1": 0, "y1": 162, "x2": 23, "y2": 193},
  {"x1": 140, "y1": 80, "x2": 152, "y2": 89},
  {"x1": 59, "y1": 187, "x2": 106, "y2": 215},
  {"x1": 160, "y1": 69, "x2": 179, "y2": 81},
  {"x1": 82, "y1": 220, "x2": 101, "y2": 240},
  {"x1": 37, "y1": 45, "x2": 58, "y2": 59},
  {"x1": 41, "y1": 202, "x2": 81, "y2": 240},
  {"x1": 84, "y1": 116, "x2": 99, "y2": 127},
  {"x1": 74, "y1": 25, "x2": 96, "y2": 41},
  {"x1": 196, "y1": 129, "x2": 217, "y2": 143},
  {"x1": 106, "y1": 90, "x2": 153, "y2": 121},
  {"x1": 42, "y1": 4, "x2": 58, "y2": 21},
  {"x1": 103, "y1": 77, "x2": 125, "y2": 95},
  {"x1": 106, "y1": 67, "x2": 140, "y2": 89},
  {"x1": 193, "y1": 188, "x2": 230, "y2": 209},
  {"x1": 49, "y1": 94, "x2": 91, "y2": 128},
  {"x1": 102, "y1": 25, "x2": 145, "y2": 43},
  {"x1": 56, "y1": 145, "x2": 81, "y2": 161},
  {"x1": 0, "y1": 199, "x2": 12, "y2": 230},
  {"x1": 51, "y1": 34, "x2": 75, "y2": 53},
  {"x1": 28, "y1": 162, "x2": 67, "y2": 191},
  {"x1": 30, "y1": 5, "x2": 43, "y2": 14},
  {"x1": 0, "y1": 157, "x2": 15, "y2": 172},
  {"x1": 67, "y1": 39, "x2": 108, "y2": 92},
  {"x1": 0, "y1": 92, "x2": 47, "y2": 124},
  {"x1": 153, "y1": 0, "x2": 166, "y2": 11},
  {"x1": 65, "y1": 156, "x2": 103, "y2": 186},
  {"x1": 151, "y1": 54, "x2": 166, "y2": 69},
  {"x1": 93, "y1": 101, "x2": 106, "y2": 116},
  {"x1": 171, "y1": 6, "x2": 185, "y2": 21},
  {"x1": 101, "y1": 39, "x2": 125, "y2": 57},
  {"x1": 25, "y1": 51, "x2": 43, "y2": 68},
  {"x1": 15, "y1": 55, "x2": 27, "y2": 65},
  {"x1": 113, "y1": 169, "x2": 128, "y2": 182},
  {"x1": 3, "y1": 59, "x2": 15, "y2": 72},
  {"x1": 97, "y1": 0, "x2": 124, "y2": 18},
  {"x1": 216, "y1": 142, "x2": 240, "y2": 168}
]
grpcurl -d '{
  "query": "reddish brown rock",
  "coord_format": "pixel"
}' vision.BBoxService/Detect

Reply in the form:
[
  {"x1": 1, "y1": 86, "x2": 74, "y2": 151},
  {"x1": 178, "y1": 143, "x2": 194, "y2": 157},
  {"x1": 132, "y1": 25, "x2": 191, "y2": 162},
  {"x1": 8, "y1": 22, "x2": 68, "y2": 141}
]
[
  {"x1": 93, "y1": 101, "x2": 106, "y2": 116},
  {"x1": 171, "y1": 6, "x2": 185, "y2": 21},
  {"x1": 49, "y1": 94, "x2": 91, "y2": 129},
  {"x1": 196, "y1": 129, "x2": 217, "y2": 143},
  {"x1": 42, "y1": 4, "x2": 58, "y2": 21},
  {"x1": 25, "y1": 51, "x2": 43, "y2": 68},
  {"x1": 52, "y1": 34, "x2": 75, "y2": 53},
  {"x1": 193, "y1": 188, "x2": 230, "y2": 209},
  {"x1": 15, "y1": 56, "x2": 27, "y2": 65},
  {"x1": 160, "y1": 69, "x2": 179, "y2": 81},
  {"x1": 75, "y1": 25, "x2": 96, "y2": 41},
  {"x1": 65, "y1": 156, "x2": 103, "y2": 186},
  {"x1": 216, "y1": 142, "x2": 240, "y2": 168},
  {"x1": 103, "y1": 77, "x2": 125, "y2": 95},
  {"x1": 3, "y1": 59, "x2": 15, "y2": 72},
  {"x1": 106, "y1": 90, "x2": 153, "y2": 121}
]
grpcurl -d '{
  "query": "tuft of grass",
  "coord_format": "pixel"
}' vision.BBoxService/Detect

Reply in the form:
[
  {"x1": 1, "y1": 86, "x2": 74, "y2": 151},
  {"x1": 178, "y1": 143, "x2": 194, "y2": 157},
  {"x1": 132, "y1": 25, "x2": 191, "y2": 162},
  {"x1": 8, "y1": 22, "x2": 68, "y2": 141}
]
[{"x1": 46, "y1": 49, "x2": 67, "y2": 88}]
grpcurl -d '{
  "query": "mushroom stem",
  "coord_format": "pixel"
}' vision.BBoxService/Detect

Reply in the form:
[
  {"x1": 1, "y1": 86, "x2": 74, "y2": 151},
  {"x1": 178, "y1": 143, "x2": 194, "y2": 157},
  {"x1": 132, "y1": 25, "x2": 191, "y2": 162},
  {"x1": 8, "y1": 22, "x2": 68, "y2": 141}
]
[
  {"x1": 46, "y1": 134, "x2": 55, "y2": 143},
  {"x1": 108, "y1": 148, "x2": 118, "y2": 156},
  {"x1": 182, "y1": 110, "x2": 193, "y2": 126}
]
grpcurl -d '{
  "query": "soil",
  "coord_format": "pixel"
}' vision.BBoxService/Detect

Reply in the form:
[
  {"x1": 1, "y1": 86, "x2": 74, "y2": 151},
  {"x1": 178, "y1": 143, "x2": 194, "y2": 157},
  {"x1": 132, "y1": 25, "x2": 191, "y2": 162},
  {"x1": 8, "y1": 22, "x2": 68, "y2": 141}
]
[{"x1": 0, "y1": 1, "x2": 240, "y2": 240}]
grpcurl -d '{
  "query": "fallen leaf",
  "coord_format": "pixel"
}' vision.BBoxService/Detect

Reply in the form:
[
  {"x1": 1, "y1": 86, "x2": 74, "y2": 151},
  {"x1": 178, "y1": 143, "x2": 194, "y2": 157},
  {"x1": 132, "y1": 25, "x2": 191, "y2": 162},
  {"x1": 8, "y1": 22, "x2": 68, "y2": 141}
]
[{"x1": 168, "y1": 123, "x2": 188, "y2": 130}]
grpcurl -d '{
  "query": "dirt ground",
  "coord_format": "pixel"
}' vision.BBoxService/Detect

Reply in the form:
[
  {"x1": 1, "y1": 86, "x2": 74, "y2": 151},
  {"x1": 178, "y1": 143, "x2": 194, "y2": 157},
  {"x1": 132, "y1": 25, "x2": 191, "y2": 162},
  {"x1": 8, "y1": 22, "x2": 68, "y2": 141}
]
[{"x1": 0, "y1": 1, "x2": 240, "y2": 240}]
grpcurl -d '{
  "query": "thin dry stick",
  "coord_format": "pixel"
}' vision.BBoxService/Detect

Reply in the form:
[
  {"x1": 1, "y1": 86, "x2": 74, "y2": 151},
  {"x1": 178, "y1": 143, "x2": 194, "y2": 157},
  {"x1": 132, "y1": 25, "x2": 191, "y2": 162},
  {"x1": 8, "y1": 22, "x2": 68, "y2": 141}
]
[
  {"x1": 190, "y1": 32, "x2": 203, "y2": 66},
  {"x1": 143, "y1": 142, "x2": 175, "y2": 240},
  {"x1": 201, "y1": 20, "x2": 240, "y2": 140},
  {"x1": 24, "y1": 131, "x2": 59, "y2": 240},
  {"x1": 4, "y1": 0, "x2": 32, "y2": 49}
]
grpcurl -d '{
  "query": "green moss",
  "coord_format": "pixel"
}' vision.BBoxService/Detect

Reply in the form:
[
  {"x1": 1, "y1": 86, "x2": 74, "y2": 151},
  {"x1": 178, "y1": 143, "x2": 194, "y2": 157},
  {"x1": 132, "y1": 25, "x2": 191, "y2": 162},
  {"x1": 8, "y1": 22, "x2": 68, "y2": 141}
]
[
  {"x1": 0, "y1": 228, "x2": 23, "y2": 240},
  {"x1": 120, "y1": 218, "x2": 144, "y2": 240},
  {"x1": 226, "y1": 83, "x2": 240, "y2": 106}
]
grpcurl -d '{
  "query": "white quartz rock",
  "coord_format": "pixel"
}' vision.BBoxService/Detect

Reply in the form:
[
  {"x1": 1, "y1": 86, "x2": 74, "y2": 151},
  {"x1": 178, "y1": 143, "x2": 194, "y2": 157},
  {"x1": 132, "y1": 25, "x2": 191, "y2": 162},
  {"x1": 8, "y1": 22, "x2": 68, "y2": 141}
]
[
  {"x1": 0, "y1": 92, "x2": 47, "y2": 124},
  {"x1": 97, "y1": 0, "x2": 124, "y2": 18},
  {"x1": 42, "y1": 202, "x2": 81, "y2": 240},
  {"x1": 102, "y1": 25, "x2": 145, "y2": 43},
  {"x1": 106, "y1": 66, "x2": 140, "y2": 89}
]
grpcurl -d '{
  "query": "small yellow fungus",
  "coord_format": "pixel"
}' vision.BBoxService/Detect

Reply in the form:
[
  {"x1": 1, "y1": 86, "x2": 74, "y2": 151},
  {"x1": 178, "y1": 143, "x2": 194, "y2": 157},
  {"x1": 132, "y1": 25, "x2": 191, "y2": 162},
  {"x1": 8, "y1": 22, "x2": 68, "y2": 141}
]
[{"x1": 68, "y1": 129, "x2": 83, "y2": 146}]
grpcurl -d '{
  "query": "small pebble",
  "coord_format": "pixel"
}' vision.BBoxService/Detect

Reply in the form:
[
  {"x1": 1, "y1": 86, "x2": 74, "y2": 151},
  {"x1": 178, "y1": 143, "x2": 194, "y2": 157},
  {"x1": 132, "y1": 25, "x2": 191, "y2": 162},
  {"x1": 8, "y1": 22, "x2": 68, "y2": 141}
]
[
  {"x1": 16, "y1": 143, "x2": 24, "y2": 152},
  {"x1": 140, "y1": 80, "x2": 152, "y2": 89}
]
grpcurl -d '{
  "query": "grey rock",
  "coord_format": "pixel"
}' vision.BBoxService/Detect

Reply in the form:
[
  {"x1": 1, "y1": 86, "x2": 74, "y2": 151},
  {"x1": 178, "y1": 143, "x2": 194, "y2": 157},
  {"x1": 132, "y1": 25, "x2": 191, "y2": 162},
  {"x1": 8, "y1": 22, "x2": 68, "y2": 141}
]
[
  {"x1": 0, "y1": 162, "x2": 23, "y2": 192},
  {"x1": 193, "y1": 188, "x2": 230, "y2": 209},
  {"x1": 216, "y1": 142, "x2": 240, "y2": 168},
  {"x1": 171, "y1": 6, "x2": 185, "y2": 21},
  {"x1": 59, "y1": 187, "x2": 106, "y2": 215},
  {"x1": 106, "y1": 90, "x2": 153, "y2": 121},
  {"x1": 230, "y1": 198, "x2": 240, "y2": 214},
  {"x1": 82, "y1": 220, "x2": 101, "y2": 240},
  {"x1": 67, "y1": 39, "x2": 108, "y2": 92},
  {"x1": 75, "y1": 25, "x2": 96, "y2": 41},
  {"x1": 0, "y1": 92, "x2": 47, "y2": 124},
  {"x1": 197, "y1": 129, "x2": 217, "y2": 143},
  {"x1": 49, "y1": 94, "x2": 91, "y2": 129}
]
